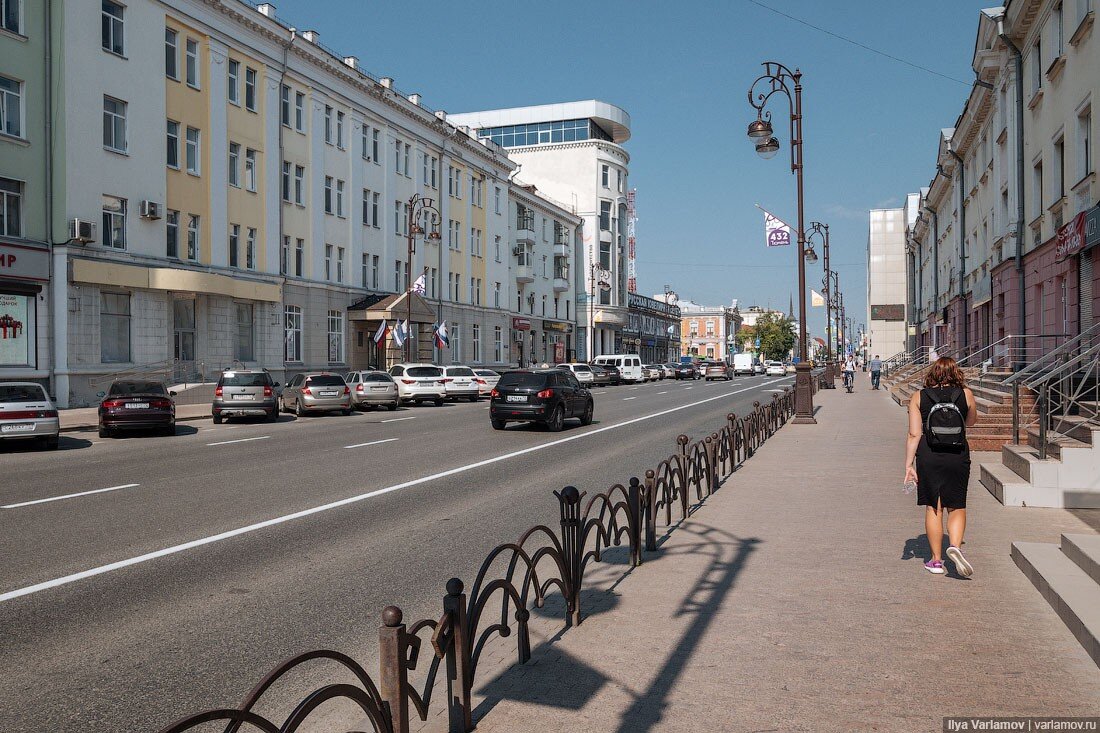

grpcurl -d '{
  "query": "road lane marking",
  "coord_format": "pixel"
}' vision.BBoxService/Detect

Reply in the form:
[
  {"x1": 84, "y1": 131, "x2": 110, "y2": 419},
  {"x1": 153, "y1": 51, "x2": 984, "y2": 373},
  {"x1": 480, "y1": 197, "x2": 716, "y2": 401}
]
[
  {"x1": 381, "y1": 416, "x2": 416, "y2": 423},
  {"x1": 344, "y1": 438, "x2": 399, "y2": 449},
  {"x1": 684, "y1": 386, "x2": 693, "y2": 390},
  {"x1": 206, "y1": 436, "x2": 270, "y2": 447},
  {"x1": 2, "y1": 483, "x2": 140, "y2": 510},
  {"x1": 0, "y1": 376, "x2": 790, "y2": 603},
  {"x1": 657, "y1": 391, "x2": 668, "y2": 395}
]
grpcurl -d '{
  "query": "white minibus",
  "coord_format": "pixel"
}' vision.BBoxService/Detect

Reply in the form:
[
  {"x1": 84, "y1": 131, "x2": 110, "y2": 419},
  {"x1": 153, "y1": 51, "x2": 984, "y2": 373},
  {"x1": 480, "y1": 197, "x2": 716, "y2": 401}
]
[{"x1": 592, "y1": 354, "x2": 644, "y2": 384}]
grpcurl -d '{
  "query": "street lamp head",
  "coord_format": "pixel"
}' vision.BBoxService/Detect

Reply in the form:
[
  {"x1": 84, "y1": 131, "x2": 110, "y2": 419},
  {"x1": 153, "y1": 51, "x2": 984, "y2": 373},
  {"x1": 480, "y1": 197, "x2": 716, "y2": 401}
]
[
  {"x1": 755, "y1": 136, "x2": 780, "y2": 159},
  {"x1": 804, "y1": 247, "x2": 818, "y2": 264},
  {"x1": 747, "y1": 116, "x2": 773, "y2": 141},
  {"x1": 428, "y1": 230, "x2": 442, "y2": 241}
]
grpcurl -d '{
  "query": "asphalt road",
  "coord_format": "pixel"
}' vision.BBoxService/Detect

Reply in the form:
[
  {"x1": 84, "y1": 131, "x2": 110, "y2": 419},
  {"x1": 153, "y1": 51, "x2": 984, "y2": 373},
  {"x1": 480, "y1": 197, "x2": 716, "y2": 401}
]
[{"x1": 0, "y1": 373, "x2": 793, "y2": 733}]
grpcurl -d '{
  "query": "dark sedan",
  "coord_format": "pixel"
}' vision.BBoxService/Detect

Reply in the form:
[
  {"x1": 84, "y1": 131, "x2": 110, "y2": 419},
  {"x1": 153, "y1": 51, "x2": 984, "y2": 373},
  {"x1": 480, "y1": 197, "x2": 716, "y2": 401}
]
[
  {"x1": 602, "y1": 364, "x2": 623, "y2": 386},
  {"x1": 490, "y1": 369, "x2": 594, "y2": 432},
  {"x1": 99, "y1": 380, "x2": 176, "y2": 438},
  {"x1": 672, "y1": 363, "x2": 698, "y2": 380},
  {"x1": 588, "y1": 364, "x2": 613, "y2": 387}
]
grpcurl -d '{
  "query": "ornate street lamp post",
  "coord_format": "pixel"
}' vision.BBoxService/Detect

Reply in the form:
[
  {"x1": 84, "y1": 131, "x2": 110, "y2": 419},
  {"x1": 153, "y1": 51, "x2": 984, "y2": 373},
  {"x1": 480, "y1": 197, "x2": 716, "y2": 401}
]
[
  {"x1": 404, "y1": 194, "x2": 441, "y2": 362},
  {"x1": 808, "y1": 221, "x2": 834, "y2": 387},
  {"x1": 747, "y1": 61, "x2": 815, "y2": 423}
]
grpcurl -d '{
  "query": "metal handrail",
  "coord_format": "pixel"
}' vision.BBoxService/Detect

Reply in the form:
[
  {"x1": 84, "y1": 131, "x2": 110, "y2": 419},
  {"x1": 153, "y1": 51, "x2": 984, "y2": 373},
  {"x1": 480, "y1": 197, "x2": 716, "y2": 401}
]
[
  {"x1": 88, "y1": 357, "x2": 176, "y2": 388},
  {"x1": 1027, "y1": 342, "x2": 1100, "y2": 457},
  {"x1": 1003, "y1": 321, "x2": 1100, "y2": 386}
]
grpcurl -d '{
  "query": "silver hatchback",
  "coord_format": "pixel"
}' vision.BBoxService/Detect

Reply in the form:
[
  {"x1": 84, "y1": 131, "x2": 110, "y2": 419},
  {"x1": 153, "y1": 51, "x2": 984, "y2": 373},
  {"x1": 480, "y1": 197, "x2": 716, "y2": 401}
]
[
  {"x1": 346, "y1": 370, "x2": 399, "y2": 411},
  {"x1": 212, "y1": 369, "x2": 279, "y2": 423},
  {"x1": 0, "y1": 382, "x2": 60, "y2": 450},
  {"x1": 280, "y1": 373, "x2": 352, "y2": 416}
]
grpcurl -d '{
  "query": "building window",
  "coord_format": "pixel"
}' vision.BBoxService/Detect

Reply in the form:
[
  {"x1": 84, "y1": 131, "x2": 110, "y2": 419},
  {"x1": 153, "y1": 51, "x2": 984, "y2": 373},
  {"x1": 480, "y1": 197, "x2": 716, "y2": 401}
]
[
  {"x1": 165, "y1": 28, "x2": 178, "y2": 80},
  {"x1": 336, "y1": 179, "x2": 345, "y2": 217},
  {"x1": 294, "y1": 165, "x2": 304, "y2": 205},
  {"x1": 325, "y1": 243, "x2": 333, "y2": 280},
  {"x1": 493, "y1": 281, "x2": 501, "y2": 308},
  {"x1": 395, "y1": 201, "x2": 402, "y2": 235},
  {"x1": 494, "y1": 326, "x2": 503, "y2": 362},
  {"x1": 244, "y1": 148, "x2": 257, "y2": 192},
  {"x1": 101, "y1": 195, "x2": 126, "y2": 249},
  {"x1": 185, "y1": 38, "x2": 199, "y2": 88},
  {"x1": 336, "y1": 111, "x2": 345, "y2": 148},
  {"x1": 371, "y1": 254, "x2": 379, "y2": 288},
  {"x1": 601, "y1": 164, "x2": 609, "y2": 188},
  {"x1": 1030, "y1": 40, "x2": 1042, "y2": 96},
  {"x1": 284, "y1": 305, "x2": 302, "y2": 362},
  {"x1": 599, "y1": 200, "x2": 612, "y2": 231},
  {"x1": 1032, "y1": 159, "x2": 1044, "y2": 220},
  {"x1": 165, "y1": 209, "x2": 179, "y2": 258},
  {"x1": 394, "y1": 259, "x2": 403, "y2": 291},
  {"x1": 495, "y1": 186, "x2": 501, "y2": 214},
  {"x1": 1054, "y1": 136, "x2": 1065, "y2": 199},
  {"x1": 617, "y1": 169, "x2": 624, "y2": 193},
  {"x1": 451, "y1": 324, "x2": 461, "y2": 363},
  {"x1": 1079, "y1": 106, "x2": 1092, "y2": 180},
  {"x1": 235, "y1": 303, "x2": 254, "y2": 362},
  {"x1": 246, "y1": 227, "x2": 256, "y2": 269},
  {"x1": 362, "y1": 189, "x2": 371, "y2": 225},
  {"x1": 229, "y1": 223, "x2": 240, "y2": 267},
  {"x1": 244, "y1": 67, "x2": 256, "y2": 111},
  {"x1": 0, "y1": 177, "x2": 22, "y2": 235},
  {"x1": 228, "y1": 60, "x2": 240, "y2": 104},
  {"x1": 279, "y1": 84, "x2": 290, "y2": 125},
  {"x1": 328, "y1": 310, "x2": 344, "y2": 363},
  {"x1": 362, "y1": 125, "x2": 370, "y2": 159},
  {"x1": 0, "y1": 74, "x2": 19, "y2": 139},
  {"x1": 281, "y1": 236, "x2": 289, "y2": 275},
  {"x1": 472, "y1": 324, "x2": 481, "y2": 362},
  {"x1": 336, "y1": 247, "x2": 345, "y2": 282},
  {"x1": 324, "y1": 105, "x2": 333, "y2": 144},
  {"x1": 294, "y1": 91, "x2": 305, "y2": 132},
  {"x1": 429, "y1": 267, "x2": 438, "y2": 298},
  {"x1": 101, "y1": 1, "x2": 124, "y2": 56},
  {"x1": 2, "y1": 0, "x2": 21, "y2": 34},
  {"x1": 1054, "y1": 3, "x2": 1064, "y2": 58},
  {"x1": 295, "y1": 238, "x2": 304, "y2": 276},
  {"x1": 403, "y1": 143, "x2": 410, "y2": 177},
  {"x1": 324, "y1": 177, "x2": 334, "y2": 214},
  {"x1": 100, "y1": 292, "x2": 131, "y2": 364},
  {"x1": 281, "y1": 161, "x2": 291, "y2": 201},
  {"x1": 187, "y1": 214, "x2": 199, "y2": 259},
  {"x1": 166, "y1": 119, "x2": 179, "y2": 168},
  {"x1": 228, "y1": 142, "x2": 240, "y2": 187},
  {"x1": 103, "y1": 96, "x2": 126, "y2": 152},
  {"x1": 185, "y1": 126, "x2": 200, "y2": 174},
  {"x1": 361, "y1": 253, "x2": 369, "y2": 287},
  {"x1": 394, "y1": 139, "x2": 402, "y2": 173},
  {"x1": 372, "y1": 128, "x2": 380, "y2": 162},
  {"x1": 173, "y1": 302, "x2": 196, "y2": 366}
]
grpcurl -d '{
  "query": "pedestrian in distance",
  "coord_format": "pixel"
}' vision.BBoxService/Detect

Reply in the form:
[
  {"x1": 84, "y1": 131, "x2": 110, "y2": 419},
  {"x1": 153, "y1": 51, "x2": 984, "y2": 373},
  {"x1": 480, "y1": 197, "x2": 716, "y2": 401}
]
[
  {"x1": 869, "y1": 354, "x2": 883, "y2": 390},
  {"x1": 904, "y1": 357, "x2": 978, "y2": 577}
]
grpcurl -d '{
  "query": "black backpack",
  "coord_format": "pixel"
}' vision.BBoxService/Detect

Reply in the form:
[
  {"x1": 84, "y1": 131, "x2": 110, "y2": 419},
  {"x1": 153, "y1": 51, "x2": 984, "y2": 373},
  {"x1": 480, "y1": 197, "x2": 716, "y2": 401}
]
[{"x1": 925, "y1": 387, "x2": 966, "y2": 450}]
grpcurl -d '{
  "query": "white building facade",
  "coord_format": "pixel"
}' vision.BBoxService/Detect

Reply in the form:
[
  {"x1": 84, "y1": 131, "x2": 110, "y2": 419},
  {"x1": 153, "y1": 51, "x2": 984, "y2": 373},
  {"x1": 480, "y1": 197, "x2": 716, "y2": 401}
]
[{"x1": 866, "y1": 207, "x2": 909, "y2": 360}]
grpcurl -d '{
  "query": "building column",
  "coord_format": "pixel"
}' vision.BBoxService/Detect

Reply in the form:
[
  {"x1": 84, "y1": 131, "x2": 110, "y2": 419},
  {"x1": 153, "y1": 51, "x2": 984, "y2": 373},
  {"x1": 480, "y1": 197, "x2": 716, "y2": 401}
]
[{"x1": 51, "y1": 245, "x2": 69, "y2": 407}]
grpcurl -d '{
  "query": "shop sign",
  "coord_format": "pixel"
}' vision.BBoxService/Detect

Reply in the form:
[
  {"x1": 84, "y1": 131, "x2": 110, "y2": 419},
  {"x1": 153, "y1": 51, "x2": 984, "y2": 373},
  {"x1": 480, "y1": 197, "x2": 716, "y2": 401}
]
[
  {"x1": 1085, "y1": 205, "x2": 1100, "y2": 250},
  {"x1": 0, "y1": 293, "x2": 32, "y2": 366},
  {"x1": 1055, "y1": 211, "x2": 1087, "y2": 262},
  {"x1": 512, "y1": 317, "x2": 531, "y2": 331},
  {"x1": 0, "y1": 242, "x2": 50, "y2": 283},
  {"x1": 542, "y1": 320, "x2": 573, "y2": 334},
  {"x1": 627, "y1": 292, "x2": 681, "y2": 319}
]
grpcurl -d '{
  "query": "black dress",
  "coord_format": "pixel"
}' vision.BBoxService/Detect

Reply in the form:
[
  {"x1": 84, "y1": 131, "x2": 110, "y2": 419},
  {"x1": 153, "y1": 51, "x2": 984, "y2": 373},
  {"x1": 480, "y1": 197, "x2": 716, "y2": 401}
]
[{"x1": 915, "y1": 386, "x2": 971, "y2": 509}]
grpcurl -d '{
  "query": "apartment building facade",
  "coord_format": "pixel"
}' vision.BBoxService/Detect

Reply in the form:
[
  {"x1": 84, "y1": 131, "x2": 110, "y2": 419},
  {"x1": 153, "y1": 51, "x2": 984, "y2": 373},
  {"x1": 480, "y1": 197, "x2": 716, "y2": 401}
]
[{"x1": 680, "y1": 300, "x2": 741, "y2": 362}]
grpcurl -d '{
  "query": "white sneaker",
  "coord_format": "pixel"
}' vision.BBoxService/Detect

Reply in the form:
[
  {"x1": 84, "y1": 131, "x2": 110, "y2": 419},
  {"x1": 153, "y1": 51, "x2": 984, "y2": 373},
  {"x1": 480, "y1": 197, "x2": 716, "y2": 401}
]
[{"x1": 946, "y1": 545, "x2": 973, "y2": 577}]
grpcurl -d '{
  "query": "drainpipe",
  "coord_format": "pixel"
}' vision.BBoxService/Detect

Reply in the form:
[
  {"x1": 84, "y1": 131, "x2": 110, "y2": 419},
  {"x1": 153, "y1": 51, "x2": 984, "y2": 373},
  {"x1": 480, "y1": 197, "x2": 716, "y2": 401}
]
[
  {"x1": 45, "y1": 0, "x2": 72, "y2": 406},
  {"x1": 925, "y1": 205, "x2": 940, "y2": 347},
  {"x1": 948, "y1": 148, "x2": 967, "y2": 350},
  {"x1": 999, "y1": 20, "x2": 1027, "y2": 364},
  {"x1": 276, "y1": 28, "x2": 295, "y2": 378}
]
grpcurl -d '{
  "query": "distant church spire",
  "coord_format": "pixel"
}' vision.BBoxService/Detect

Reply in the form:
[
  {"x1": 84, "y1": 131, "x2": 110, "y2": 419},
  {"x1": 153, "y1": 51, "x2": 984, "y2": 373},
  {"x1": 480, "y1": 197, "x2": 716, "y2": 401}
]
[{"x1": 788, "y1": 292, "x2": 794, "y2": 319}]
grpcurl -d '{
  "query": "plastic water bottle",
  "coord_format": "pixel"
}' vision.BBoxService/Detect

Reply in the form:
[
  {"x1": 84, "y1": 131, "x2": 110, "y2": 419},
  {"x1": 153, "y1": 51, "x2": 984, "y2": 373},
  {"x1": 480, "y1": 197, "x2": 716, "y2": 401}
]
[{"x1": 902, "y1": 480, "x2": 917, "y2": 495}]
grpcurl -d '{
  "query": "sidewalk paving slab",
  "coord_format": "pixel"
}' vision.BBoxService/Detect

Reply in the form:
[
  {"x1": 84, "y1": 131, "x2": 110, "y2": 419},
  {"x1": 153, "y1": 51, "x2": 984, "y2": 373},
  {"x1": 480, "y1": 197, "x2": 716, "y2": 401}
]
[{"x1": 467, "y1": 384, "x2": 1100, "y2": 733}]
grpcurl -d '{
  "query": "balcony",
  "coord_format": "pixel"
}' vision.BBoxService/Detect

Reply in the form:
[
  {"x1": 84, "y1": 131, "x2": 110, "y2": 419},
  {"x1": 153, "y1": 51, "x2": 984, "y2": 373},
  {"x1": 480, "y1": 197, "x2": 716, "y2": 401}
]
[
  {"x1": 554, "y1": 242, "x2": 570, "y2": 258},
  {"x1": 553, "y1": 277, "x2": 569, "y2": 292},
  {"x1": 515, "y1": 213, "x2": 535, "y2": 244},
  {"x1": 515, "y1": 263, "x2": 535, "y2": 284}
]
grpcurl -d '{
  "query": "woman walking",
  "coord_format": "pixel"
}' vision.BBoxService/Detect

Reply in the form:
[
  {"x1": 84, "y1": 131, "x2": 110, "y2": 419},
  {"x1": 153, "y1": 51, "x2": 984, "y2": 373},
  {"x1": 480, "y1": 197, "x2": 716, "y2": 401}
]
[{"x1": 904, "y1": 357, "x2": 978, "y2": 576}]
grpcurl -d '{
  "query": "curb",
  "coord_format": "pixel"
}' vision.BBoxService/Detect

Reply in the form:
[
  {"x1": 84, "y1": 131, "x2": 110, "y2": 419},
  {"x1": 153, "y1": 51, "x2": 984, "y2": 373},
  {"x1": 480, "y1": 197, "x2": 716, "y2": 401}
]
[{"x1": 60, "y1": 413, "x2": 211, "y2": 433}]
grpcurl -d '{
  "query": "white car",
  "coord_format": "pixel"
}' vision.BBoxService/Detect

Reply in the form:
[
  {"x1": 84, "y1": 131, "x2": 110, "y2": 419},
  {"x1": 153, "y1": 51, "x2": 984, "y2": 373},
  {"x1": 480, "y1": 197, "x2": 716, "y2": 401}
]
[
  {"x1": 556, "y1": 363, "x2": 595, "y2": 384},
  {"x1": 0, "y1": 382, "x2": 61, "y2": 450},
  {"x1": 388, "y1": 364, "x2": 446, "y2": 406},
  {"x1": 440, "y1": 365, "x2": 481, "y2": 402},
  {"x1": 765, "y1": 361, "x2": 786, "y2": 377},
  {"x1": 473, "y1": 368, "x2": 501, "y2": 397}
]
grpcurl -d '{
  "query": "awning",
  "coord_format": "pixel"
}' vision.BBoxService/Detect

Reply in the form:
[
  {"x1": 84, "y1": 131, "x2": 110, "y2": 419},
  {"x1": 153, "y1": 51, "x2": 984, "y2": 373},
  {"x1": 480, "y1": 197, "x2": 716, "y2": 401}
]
[{"x1": 348, "y1": 291, "x2": 437, "y2": 323}]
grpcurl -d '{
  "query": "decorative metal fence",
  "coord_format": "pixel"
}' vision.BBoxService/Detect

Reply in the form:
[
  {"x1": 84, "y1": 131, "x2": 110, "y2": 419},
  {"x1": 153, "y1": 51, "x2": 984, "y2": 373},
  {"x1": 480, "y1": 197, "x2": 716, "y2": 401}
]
[{"x1": 159, "y1": 386, "x2": 802, "y2": 733}]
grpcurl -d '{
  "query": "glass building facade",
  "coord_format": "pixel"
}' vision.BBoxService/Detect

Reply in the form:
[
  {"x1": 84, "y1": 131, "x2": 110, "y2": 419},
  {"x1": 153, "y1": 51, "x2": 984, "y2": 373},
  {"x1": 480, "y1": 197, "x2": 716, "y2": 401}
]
[{"x1": 476, "y1": 119, "x2": 613, "y2": 148}]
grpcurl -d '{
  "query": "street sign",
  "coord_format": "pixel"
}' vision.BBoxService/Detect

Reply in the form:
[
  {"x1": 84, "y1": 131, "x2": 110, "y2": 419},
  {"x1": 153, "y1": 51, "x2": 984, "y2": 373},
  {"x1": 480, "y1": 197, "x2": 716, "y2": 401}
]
[{"x1": 754, "y1": 338, "x2": 761, "y2": 348}]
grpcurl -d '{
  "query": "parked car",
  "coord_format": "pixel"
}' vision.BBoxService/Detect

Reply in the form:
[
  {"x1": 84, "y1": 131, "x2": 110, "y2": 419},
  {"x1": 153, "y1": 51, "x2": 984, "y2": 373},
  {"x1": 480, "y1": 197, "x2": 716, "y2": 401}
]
[
  {"x1": 555, "y1": 362, "x2": 595, "y2": 385},
  {"x1": 703, "y1": 362, "x2": 732, "y2": 381},
  {"x1": 671, "y1": 363, "x2": 697, "y2": 380},
  {"x1": 346, "y1": 370, "x2": 399, "y2": 411},
  {"x1": 389, "y1": 364, "x2": 446, "y2": 406},
  {"x1": 212, "y1": 369, "x2": 279, "y2": 424},
  {"x1": 588, "y1": 364, "x2": 613, "y2": 386},
  {"x1": 490, "y1": 369, "x2": 594, "y2": 432},
  {"x1": 753, "y1": 359, "x2": 766, "y2": 375},
  {"x1": 591, "y1": 354, "x2": 643, "y2": 383},
  {"x1": 663, "y1": 364, "x2": 681, "y2": 379},
  {"x1": 646, "y1": 364, "x2": 669, "y2": 379},
  {"x1": 766, "y1": 361, "x2": 787, "y2": 377},
  {"x1": 785, "y1": 362, "x2": 797, "y2": 374},
  {"x1": 602, "y1": 364, "x2": 623, "y2": 386},
  {"x1": 473, "y1": 368, "x2": 501, "y2": 397},
  {"x1": 0, "y1": 382, "x2": 60, "y2": 450},
  {"x1": 440, "y1": 365, "x2": 481, "y2": 402},
  {"x1": 99, "y1": 380, "x2": 176, "y2": 437},
  {"x1": 280, "y1": 373, "x2": 352, "y2": 416}
]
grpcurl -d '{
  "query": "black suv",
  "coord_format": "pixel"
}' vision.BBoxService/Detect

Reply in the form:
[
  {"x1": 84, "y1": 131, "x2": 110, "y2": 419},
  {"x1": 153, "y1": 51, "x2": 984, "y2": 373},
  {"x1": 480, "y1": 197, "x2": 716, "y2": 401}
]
[{"x1": 490, "y1": 369, "x2": 594, "y2": 432}]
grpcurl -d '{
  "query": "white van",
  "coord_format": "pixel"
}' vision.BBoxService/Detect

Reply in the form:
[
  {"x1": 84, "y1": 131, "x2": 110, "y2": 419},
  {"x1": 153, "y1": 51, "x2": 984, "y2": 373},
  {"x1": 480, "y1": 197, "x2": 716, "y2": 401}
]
[
  {"x1": 592, "y1": 354, "x2": 644, "y2": 384},
  {"x1": 732, "y1": 353, "x2": 754, "y2": 376}
]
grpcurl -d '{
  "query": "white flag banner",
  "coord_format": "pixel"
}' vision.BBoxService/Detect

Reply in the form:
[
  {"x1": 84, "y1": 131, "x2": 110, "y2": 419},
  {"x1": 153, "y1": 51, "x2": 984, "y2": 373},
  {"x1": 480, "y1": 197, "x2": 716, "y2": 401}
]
[
  {"x1": 811, "y1": 290, "x2": 825, "y2": 307},
  {"x1": 412, "y1": 273, "x2": 426, "y2": 295},
  {"x1": 760, "y1": 207, "x2": 792, "y2": 248}
]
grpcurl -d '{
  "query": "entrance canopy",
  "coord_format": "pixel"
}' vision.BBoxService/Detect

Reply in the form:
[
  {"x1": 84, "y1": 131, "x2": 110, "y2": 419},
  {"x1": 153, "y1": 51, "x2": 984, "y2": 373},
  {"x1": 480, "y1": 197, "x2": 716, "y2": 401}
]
[{"x1": 348, "y1": 292, "x2": 437, "y2": 323}]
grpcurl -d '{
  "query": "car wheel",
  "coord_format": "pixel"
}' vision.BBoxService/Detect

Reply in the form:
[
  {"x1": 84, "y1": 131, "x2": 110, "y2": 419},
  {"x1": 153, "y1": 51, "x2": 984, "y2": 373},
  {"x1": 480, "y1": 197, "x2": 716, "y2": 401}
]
[
  {"x1": 546, "y1": 404, "x2": 565, "y2": 432},
  {"x1": 279, "y1": 397, "x2": 287, "y2": 413},
  {"x1": 342, "y1": 408, "x2": 353, "y2": 416},
  {"x1": 580, "y1": 401, "x2": 594, "y2": 426},
  {"x1": 212, "y1": 413, "x2": 223, "y2": 425},
  {"x1": 388, "y1": 402, "x2": 398, "y2": 411},
  {"x1": 43, "y1": 435, "x2": 60, "y2": 450},
  {"x1": 267, "y1": 408, "x2": 279, "y2": 422},
  {"x1": 491, "y1": 418, "x2": 507, "y2": 430},
  {"x1": 98, "y1": 426, "x2": 110, "y2": 439},
  {"x1": 294, "y1": 400, "x2": 305, "y2": 418},
  {"x1": 434, "y1": 397, "x2": 444, "y2": 407},
  {"x1": 162, "y1": 424, "x2": 175, "y2": 437}
]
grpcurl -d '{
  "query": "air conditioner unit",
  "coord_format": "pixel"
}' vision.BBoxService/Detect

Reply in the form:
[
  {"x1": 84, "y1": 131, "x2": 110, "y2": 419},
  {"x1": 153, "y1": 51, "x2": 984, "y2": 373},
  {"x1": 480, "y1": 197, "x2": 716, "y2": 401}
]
[
  {"x1": 511, "y1": 329, "x2": 525, "y2": 342},
  {"x1": 139, "y1": 200, "x2": 162, "y2": 219},
  {"x1": 68, "y1": 218, "x2": 96, "y2": 244}
]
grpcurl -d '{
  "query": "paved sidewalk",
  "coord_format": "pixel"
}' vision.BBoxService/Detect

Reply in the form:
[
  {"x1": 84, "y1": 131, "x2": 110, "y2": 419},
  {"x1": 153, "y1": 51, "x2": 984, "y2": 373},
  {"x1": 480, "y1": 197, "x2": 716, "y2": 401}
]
[
  {"x1": 58, "y1": 403, "x2": 211, "y2": 431},
  {"x1": 469, "y1": 383, "x2": 1100, "y2": 732}
]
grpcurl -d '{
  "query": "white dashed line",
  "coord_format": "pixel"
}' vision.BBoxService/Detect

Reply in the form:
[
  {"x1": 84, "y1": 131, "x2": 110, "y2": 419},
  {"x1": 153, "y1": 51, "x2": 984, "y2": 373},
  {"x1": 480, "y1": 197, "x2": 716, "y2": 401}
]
[
  {"x1": 380, "y1": 416, "x2": 416, "y2": 423},
  {"x1": 344, "y1": 438, "x2": 399, "y2": 449},
  {"x1": 622, "y1": 396, "x2": 637, "y2": 401},
  {"x1": 3, "y1": 483, "x2": 141, "y2": 509},
  {"x1": 206, "y1": 436, "x2": 270, "y2": 447}
]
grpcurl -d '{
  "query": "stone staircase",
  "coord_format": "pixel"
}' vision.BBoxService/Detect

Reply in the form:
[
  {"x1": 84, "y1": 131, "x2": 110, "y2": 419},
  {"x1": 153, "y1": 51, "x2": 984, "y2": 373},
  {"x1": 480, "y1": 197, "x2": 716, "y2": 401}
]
[
  {"x1": 888, "y1": 369, "x2": 1036, "y2": 451},
  {"x1": 1012, "y1": 533, "x2": 1100, "y2": 668},
  {"x1": 979, "y1": 401, "x2": 1100, "y2": 508}
]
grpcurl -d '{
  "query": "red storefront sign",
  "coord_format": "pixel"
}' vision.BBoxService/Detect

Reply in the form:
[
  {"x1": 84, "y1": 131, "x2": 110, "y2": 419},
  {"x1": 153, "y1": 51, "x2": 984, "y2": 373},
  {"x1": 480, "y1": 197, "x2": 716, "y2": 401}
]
[
  {"x1": 1055, "y1": 211, "x2": 1087, "y2": 262},
  {"x1": 512, "y1": 317, "x2": 531, "y2": 331}
]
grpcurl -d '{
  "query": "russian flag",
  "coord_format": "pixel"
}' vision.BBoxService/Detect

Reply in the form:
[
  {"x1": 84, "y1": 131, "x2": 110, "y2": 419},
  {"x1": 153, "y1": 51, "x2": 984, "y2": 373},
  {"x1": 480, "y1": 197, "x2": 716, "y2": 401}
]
[
  {"x1": 434, "y1": 320, "x2": 449, "y2": 349},
  {"x1": 373, "y1": 319, "x2": 389, "y2": 345}
]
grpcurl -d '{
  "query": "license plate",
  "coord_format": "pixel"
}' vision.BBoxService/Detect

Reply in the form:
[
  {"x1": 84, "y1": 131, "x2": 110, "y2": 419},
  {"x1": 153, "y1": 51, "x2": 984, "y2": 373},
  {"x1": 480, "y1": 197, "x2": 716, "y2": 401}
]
[
  {"x1": 454, "y1": 380, "x2": 469, "y2": 385},
  {"x1": 370, "y1": 386, "x2": 388, "y2": 391},
  {"x1": 125, "y1": 402, "x2": 149, "y2": 409},
  {"x1": 320, "y1": 391, "x2": 338, "y2": 397},
  {"x1": 1, "y1": 423, "x2": 34, "y2": 433},
  {"x1": 421, "y1": 381, "x2": 437, "y2": 386},
  {"x1": 506, "y1": 395, "x2": 527, "y2": 403},
  {"x1": 234, "y1": 394, "x2": 254, "y2": 400}
]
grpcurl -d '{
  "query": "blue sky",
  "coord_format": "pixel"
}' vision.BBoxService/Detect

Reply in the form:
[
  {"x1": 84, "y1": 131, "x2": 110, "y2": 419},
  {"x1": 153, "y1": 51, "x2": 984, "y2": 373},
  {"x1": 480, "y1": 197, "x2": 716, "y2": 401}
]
[{"x1": 273, "y1": 0, "x2": 989, "y2": 341}]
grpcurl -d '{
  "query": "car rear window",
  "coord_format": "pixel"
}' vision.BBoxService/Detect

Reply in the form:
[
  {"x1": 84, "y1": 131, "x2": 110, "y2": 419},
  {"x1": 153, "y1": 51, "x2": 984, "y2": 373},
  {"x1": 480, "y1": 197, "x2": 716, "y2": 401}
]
[
  {"x1": 497, "y1": 372, "x2": 549, "y2": 389},
  {"x1": 305, "y1": 375, "x2": 345, "y2": 386},
  {"x1": 362, "y1": 372, "x2": 394, "y2": 383},
  {"x1": 109, "y1": 381, "x2": 167, "y2": 396},
  {"x1": 447, "y1": 367, "x2": 476, "y2": 377},
  {"x1": 474, "y1": 369, "x2": 498, "y2": 377},
  {"x1": 219, "y1": 372, "x2": 271, "y2": 387},
  {"x1": 0, "y1": 385, "x2": 48, "y2": 403},
  {"x1": 407, "y1": 367, "x2": 443, "y2": 378}
]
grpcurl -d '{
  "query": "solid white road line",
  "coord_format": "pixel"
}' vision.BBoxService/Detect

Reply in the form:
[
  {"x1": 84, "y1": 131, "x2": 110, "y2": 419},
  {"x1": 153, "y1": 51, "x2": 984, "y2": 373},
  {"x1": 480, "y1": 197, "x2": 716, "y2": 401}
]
[
  {"x1": 206, "y1": 436, "x2": 270, "y2": 447},
  {"x1": 380, "y1": 416, "x2": 416, "y2": 423},
  {"x1": 622, "y1": 397, "x2": 637, "y2": 401},
  {"x1": 0, "y1": 376, "x2": 790, "y2": 603},
  {"x1": 2, "y1": 483, "x2": 141, "y2": 510},
  {"x1": 344, "y1": 438, "x2": 399, "y2": 449}
]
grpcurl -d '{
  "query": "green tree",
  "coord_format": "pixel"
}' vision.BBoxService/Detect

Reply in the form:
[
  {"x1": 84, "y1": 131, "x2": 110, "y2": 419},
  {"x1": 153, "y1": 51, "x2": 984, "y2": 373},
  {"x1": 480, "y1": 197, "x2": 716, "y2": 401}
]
[{"x1": 754, "y1": 313, "x2": 796, "y2": 361}]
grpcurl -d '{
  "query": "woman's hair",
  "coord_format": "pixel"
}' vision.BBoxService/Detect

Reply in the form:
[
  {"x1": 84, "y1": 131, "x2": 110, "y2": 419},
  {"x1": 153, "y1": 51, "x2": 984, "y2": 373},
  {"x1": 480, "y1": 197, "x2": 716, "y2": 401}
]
[{"x1": 924, "y1": 357, "x2": 966, "y2": 388}]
